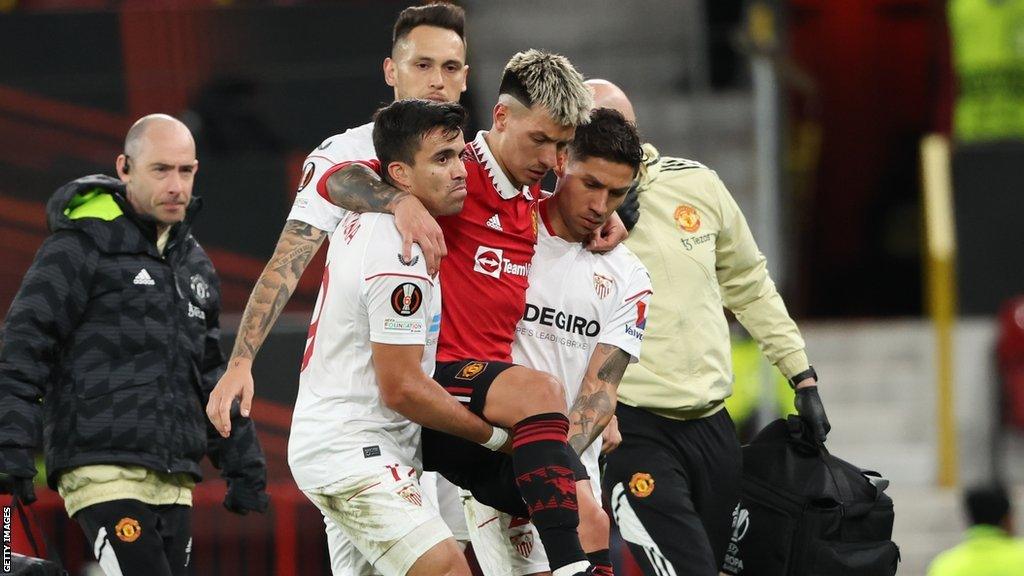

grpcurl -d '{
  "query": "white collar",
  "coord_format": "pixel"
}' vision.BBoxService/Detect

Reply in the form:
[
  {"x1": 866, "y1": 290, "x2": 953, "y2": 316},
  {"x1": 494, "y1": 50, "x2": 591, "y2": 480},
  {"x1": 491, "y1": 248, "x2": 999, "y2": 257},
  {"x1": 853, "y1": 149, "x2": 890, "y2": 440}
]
[{"x1": 470, "y1": 131, "x2": 532, "y2": 200}]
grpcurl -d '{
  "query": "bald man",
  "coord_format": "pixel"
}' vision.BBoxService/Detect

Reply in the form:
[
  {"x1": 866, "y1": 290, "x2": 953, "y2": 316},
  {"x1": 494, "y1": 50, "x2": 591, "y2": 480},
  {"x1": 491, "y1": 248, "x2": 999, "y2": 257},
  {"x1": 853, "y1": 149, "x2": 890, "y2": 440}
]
[
  {"x1": 587, "y1": 81, "x2": 830, "y2": 576},
  {"x1": 0, "y1": 114, "x2": 267, "y2": 576}
]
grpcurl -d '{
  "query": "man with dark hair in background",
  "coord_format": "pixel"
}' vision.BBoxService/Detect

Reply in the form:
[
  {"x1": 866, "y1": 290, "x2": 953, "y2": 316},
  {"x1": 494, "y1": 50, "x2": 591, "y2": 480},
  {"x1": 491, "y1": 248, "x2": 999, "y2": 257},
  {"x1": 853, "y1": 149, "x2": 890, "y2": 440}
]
[
  {"x1": 0, "y1": 114, "x2": 267, "y2": 576},
  {"x1": 927, "y1": 484, "x2": 1024, "y2": 575},
  {"x1": 208, "y1": 1, "x2": 469, "y2": 435}
]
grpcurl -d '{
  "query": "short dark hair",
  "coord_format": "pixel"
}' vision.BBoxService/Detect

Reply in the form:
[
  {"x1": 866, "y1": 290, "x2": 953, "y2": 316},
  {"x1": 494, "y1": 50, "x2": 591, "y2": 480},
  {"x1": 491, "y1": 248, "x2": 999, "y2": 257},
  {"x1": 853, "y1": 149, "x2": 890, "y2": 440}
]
[
  {"x1": 373, "y1": 99, "x2": 467, "y2": 179},
  {"x1": 568, "y1": 108, "x2": 643, "y2": 175},
  {"x1": 965, "y1": 484, "x2": 1012, "y2": 527},
  {"x1": 392, "y1": 2, "x2": 466, "y2": 49}
]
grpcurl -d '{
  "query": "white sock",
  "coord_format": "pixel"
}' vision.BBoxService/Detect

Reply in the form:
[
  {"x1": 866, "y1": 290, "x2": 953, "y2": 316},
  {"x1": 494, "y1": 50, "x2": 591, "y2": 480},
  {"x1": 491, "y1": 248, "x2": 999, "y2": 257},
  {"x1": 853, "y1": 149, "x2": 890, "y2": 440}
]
[{"x1": 552, "y1": 560, "x2": 590, "y2": 576}]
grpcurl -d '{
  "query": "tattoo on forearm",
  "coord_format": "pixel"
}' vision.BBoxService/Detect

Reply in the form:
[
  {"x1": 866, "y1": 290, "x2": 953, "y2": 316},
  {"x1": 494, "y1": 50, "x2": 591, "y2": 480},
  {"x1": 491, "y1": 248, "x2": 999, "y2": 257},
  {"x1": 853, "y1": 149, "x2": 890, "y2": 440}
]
[
  {"x1": 230, "y1": 221, "x2": 325, "y2": 362},
  {"x1": 568, "y1": 390, "x2": 613, "y2": 454},
  {"x1": 567, "y1": 344, "x2": 632, "y2": 454},
  {"x1": 596, "y1": 344, "x2": 631, "y2": 384},
  {"x1": 327, "y1": 164, "x2": 410, "y2": 214}
]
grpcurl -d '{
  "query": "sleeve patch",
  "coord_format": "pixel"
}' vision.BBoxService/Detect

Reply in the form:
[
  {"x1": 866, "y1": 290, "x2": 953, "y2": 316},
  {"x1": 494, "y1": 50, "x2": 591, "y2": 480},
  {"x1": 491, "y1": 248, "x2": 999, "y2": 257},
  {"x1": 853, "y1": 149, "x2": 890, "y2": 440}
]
[
  {"x1": 390, "y1": 283, "x2": 423, "y2": 316},
  {"x1": 383, "y1": 317, "x2": 425, "y2": 334},
  {"x1": 297, "y1": 161, "x2": 316, "y2": 191}
]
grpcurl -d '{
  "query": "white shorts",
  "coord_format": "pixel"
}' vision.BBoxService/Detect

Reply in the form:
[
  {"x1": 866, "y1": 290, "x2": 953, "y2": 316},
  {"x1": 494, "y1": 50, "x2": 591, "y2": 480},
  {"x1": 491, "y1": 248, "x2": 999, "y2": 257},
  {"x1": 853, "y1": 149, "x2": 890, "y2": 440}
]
[
  {"x1": 463, "y1": 491, "x2": 548, "y2": 576},
  {"x1": 324, "y1": 515, "x2": 377, "y2": 576},
  {"x1": 434, "y1": 474, "x2": 470, "y2": 543},
  {"x1": 305, "y1": 465, "x2": 452, "y2": 576}
]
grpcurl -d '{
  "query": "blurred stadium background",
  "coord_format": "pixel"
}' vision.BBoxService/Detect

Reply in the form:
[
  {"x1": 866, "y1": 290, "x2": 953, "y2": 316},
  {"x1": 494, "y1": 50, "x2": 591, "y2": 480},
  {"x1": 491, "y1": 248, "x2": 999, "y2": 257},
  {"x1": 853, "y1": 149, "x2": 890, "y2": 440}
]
[{"x1": 2, "y1": 0, "x2": 1024, "y2": 574}]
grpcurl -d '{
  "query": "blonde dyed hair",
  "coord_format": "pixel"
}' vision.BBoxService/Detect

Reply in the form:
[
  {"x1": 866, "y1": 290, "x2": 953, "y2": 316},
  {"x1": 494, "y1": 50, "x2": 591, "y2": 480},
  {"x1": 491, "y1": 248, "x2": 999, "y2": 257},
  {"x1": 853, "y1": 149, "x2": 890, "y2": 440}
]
[{"x1": 499, "y1": 49, "x2": 593, "y2": 126}]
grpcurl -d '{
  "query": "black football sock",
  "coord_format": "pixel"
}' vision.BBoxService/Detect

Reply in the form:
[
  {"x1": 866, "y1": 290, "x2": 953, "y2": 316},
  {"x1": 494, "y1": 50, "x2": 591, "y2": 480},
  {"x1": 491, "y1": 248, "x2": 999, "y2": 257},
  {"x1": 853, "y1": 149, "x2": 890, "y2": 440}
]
[
  {"x1": 512, "y1": 412, "x2": 587, "y2": 572},
  {"x1": 587, "y1": 549, "x2": 613, "y2": 576}
]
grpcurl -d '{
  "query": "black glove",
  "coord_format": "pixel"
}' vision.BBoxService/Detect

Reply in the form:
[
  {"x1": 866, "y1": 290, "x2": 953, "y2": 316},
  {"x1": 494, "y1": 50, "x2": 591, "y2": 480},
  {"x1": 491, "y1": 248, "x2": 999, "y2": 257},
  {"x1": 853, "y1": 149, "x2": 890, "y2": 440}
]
[
  {"x1": 223, "y1": 476, "x2": 268, "y2": 515},
  {"x1": 794, "y1": 386, "x2": 831, "y2": 443},
  {"x1": 0, "y1": 473, "x2": 37, "y2": 504},
  {"x1": 615, "y1": 180, "x2": 641, "y2": 232}
]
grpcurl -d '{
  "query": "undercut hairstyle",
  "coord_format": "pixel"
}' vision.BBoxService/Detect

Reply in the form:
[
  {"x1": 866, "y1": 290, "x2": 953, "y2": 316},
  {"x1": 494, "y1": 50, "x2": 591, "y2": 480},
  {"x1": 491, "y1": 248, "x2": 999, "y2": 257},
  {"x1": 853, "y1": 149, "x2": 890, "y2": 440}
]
[
  {"x1": 568, "y1": 108, "x2": 643, "y2": 176},
  {"x1": 498, "y1": 49, "x2": 592, "y2": 126},
  {"x1": 392, "y1": 2, "x2": 466, "y2": 50},
  {"x1": 373, "y1": 99, "x2": 468, "y2": 180},
  {"x1": 965, "y1": 484, "x2": 1011, "y2": 527}
]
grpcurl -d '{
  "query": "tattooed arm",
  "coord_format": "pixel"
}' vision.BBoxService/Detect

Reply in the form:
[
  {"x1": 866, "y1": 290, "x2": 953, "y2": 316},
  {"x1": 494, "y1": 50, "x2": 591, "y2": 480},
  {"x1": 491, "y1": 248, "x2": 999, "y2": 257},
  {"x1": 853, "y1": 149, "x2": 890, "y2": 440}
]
[
  {"x1": 326, "y1": 163, "x2": 447, "y2": 275},
  {"x1": 567, "y1": 343, "x2": 633, "y2": 455},
  {"x1": 326, "y1": 163, "x2": 411, "y2": 213},
  {"x1": 207, "y1": 220, "x2": 326, "y2": 437}
]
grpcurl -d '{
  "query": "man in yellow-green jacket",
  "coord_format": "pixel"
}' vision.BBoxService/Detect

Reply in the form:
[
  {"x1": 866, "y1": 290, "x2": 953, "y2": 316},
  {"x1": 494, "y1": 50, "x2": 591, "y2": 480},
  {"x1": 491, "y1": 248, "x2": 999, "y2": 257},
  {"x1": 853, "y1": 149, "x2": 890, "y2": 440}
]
[
  {"x1": 928, "y1": 484, "x2": 1024, "y2": 576},
  {"x1": 588, "y1": 80, "x2": 830, "y2": 576}
]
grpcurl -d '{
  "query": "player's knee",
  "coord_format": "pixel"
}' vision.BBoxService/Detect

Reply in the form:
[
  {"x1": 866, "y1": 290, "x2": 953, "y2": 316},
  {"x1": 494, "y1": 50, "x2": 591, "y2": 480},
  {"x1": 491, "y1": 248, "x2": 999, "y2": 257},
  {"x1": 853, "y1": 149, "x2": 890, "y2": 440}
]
[
  {"x1": 434, "y1": 556, "x2": 471, "y2": 576},
  {"x1": 519, "y1": 371, "x2": 566, "y2": 415},
  {"x1": 408, "y1": 540, "x2": 471, "y2": 576}
]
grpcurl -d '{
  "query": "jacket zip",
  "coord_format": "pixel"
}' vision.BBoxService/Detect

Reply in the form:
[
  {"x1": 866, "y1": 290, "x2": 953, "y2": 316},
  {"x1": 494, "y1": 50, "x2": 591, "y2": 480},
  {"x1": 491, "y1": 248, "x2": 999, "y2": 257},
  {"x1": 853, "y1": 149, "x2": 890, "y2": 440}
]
[{"x1": 164, "y1": 238, "x2": 183, "y2": 475}]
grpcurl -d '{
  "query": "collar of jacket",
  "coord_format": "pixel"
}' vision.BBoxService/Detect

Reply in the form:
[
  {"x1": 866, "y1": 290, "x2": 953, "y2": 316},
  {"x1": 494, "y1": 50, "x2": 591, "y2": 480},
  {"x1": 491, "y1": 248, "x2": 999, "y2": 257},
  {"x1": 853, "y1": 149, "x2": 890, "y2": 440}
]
[
  {"x1": 113, "y1": 191, "x2": 203, "y2": 255},
  {"x1": 964, "y1": 524, "x2": 1011, "y2": 541},
  {"x1": 47, "y1": 173, "x2": 202, "y2": 257},
  {"x1": 637, "y1": 142, "x2": 662, "y2": 194}
]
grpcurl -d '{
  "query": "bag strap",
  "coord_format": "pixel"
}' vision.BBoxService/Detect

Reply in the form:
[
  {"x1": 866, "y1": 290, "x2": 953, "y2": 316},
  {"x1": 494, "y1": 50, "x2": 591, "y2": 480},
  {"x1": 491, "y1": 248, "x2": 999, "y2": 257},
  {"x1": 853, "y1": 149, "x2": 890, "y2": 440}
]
[
  {"x1": 11, "y1": 492, "x2": 65, "y2": 568},
  {"x1": 784, "y1": 416, "x2": 820, "y2": 455},
  {"x1": 785, "y1": 416, "x2": 879, "y2": 517}
]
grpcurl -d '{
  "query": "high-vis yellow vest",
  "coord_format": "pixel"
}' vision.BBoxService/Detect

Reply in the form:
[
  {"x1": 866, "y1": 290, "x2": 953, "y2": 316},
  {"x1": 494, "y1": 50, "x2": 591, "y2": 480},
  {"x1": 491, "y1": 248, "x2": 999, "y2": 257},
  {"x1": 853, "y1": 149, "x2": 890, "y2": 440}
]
[
  {"x1": 949, "y1": 0, "x2": 1024, "y2": 141},
  {"x1": 927, "y1": 525, "x2": 1024, "y2": 575}
]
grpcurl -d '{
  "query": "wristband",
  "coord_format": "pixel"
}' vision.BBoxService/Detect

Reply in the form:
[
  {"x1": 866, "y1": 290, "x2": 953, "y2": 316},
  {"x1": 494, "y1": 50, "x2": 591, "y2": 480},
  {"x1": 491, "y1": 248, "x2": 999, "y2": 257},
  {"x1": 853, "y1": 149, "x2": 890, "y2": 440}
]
[
  {"x1": 788, "y1": 365, "x2": 818, "y2": 389},
  {"x1": 482, "y1": 427, "x2": 510, "y2": 451}
]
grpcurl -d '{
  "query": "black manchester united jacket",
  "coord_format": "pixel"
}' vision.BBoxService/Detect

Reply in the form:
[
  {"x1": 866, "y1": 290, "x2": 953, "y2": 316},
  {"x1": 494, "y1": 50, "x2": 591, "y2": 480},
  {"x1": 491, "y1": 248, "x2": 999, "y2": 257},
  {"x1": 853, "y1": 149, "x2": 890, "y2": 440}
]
[{"x1": 0, "y1": 174, "x2": 264, "y2": 489}]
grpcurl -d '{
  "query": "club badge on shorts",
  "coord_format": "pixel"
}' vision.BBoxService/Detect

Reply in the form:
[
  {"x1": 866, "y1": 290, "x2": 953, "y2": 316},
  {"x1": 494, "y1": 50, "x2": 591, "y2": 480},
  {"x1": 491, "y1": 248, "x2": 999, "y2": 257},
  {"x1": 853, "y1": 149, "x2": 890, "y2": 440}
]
[
  {"x1": 390, "y1": 283, "x2": 422, "y2": 316},
  {"x1": 629, "y1": 472, "x2": 655, "y2": 498},
  {"x1": 455, "y1": 361, "x2": 488, "y2": 380},
  {"x1": 115, "y1": 517, "x2": 142, "y2": 542},
  {"x1": 674, "y1": 204, "x2": 701, "y2": 233},
  {"x1": 397, "y1": 484, "x2": 423, "y2": 507},
  {"x1": 511, "y1": 532, "x2": 534, "y2": 558}
]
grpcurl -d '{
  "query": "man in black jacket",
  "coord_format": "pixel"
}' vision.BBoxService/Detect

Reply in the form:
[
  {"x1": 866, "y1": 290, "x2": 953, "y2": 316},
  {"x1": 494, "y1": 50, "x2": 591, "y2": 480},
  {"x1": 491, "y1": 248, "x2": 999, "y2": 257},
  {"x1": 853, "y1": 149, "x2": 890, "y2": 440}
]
[{"x1": 0, "y1": 114, "x2": 267, "y2": 576}]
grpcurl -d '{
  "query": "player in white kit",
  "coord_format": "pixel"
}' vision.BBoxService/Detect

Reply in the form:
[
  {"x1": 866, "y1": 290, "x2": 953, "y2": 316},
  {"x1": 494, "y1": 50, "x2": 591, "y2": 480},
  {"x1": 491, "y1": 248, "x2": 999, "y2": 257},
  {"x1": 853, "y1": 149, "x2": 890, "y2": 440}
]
[
  {"x1": 464, "y1": 109, "x2": 651, "y2": 576},
  {"x1": 205, "y1": 6, "x2": 472, "y2": 574},
  {"x1": 289, "y1": 100, "x2": 507, "y2": 576},
  {"x1": 209, "y1": 2, "x2": 467, "y2": 431}
]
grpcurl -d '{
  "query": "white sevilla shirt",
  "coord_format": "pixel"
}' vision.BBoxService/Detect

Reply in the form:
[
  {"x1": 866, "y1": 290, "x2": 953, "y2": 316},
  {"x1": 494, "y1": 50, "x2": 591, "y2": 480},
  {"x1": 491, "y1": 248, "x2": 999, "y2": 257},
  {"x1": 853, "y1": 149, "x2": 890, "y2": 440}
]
[
  {"x1": 511, "y1": 199, "x2": 652, "y2": 497},
  {"x1": 287, "y1": 122, "x2": 374, "y2": 235},
  {"x1": 288, "y1": 212, "x2": 442, "y2": 490}
]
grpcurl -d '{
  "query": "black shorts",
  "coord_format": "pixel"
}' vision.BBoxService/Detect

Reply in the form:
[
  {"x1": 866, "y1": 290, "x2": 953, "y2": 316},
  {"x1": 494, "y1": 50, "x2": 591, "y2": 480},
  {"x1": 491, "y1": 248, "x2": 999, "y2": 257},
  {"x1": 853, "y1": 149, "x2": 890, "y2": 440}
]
[
  {"x1": 75, "y1": 499, "x2": 192, "y2": 576},
  {"x1": 603, "y1": 405, "x2": 742, "y2": 576},
  {"x1": 425, "y1": 359, "x2": 589, "y2": 516},
  {"x1": 434, "y1": 359, "x2": 516, "y2": 416}
]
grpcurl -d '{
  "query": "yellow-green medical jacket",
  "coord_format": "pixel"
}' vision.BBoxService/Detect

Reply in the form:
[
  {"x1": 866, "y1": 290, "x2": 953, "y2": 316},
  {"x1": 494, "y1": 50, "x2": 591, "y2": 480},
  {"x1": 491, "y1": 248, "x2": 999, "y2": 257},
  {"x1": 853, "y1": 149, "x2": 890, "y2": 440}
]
[{"x1": 618, "y1": 144, "x2": 809, "y2": 420}]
